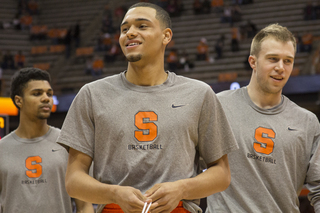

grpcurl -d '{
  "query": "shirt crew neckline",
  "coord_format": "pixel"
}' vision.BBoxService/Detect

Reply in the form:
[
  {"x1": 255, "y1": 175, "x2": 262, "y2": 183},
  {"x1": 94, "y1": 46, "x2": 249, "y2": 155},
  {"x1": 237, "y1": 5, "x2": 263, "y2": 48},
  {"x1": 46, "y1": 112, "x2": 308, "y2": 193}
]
[
  {"x1": 242, "y1": 87, "x2": 287, "y2": 115},
  {"x1": 12, "y1": 126, "x2": 53, "y2": 144},
  {"x1": 120, "y1": 71, "x2": 175, "y2": 93}
]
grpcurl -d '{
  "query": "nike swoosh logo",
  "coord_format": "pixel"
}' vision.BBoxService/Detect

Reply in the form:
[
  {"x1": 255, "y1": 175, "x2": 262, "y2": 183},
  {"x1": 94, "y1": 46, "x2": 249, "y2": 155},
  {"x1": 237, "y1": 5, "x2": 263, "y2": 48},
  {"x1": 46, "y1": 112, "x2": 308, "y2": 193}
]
[
  {"x1": 172, "y1": 104, "x2": 185, "y2": 108},
  {"x1": 52, "y1": 149, "x2": 62, "y2": 152},
  {"x1": 288, "y1": 127, "x2": 298, "y2": 131}
]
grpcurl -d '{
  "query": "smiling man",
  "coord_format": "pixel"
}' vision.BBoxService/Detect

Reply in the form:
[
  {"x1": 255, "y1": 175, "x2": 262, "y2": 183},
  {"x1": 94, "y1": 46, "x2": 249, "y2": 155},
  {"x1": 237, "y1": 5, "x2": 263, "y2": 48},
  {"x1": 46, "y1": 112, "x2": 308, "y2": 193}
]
[
  {"x1": 57, "y1": 2, "x2": 238, "y2": 213},
  {"x1": 207, "y1": 24, "x2": 320, "y2": 213},
  {"x1": 0, "y1": 68, "x2": 93, "y2": 213}
]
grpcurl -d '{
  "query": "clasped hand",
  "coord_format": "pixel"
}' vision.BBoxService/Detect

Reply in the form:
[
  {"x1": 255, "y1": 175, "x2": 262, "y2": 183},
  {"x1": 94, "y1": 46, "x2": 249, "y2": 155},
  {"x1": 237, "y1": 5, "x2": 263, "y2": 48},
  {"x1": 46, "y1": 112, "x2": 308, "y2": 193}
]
[{"x1": 115, "y1": 182, "x2": 183, "y2": 213}]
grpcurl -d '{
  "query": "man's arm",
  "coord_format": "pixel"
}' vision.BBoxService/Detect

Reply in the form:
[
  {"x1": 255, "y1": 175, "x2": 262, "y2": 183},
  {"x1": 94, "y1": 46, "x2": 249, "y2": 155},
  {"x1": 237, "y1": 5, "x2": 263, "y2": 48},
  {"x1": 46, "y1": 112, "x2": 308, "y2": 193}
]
[
  {"x1": 307, "y1": 181, "x2": 320, "y2": 213},
  {"x1": 144, "y1": 154, "x2": 231, "y2": 213},
  {"x1": 65, "y1": 148, "x2": 149, "y2": 212},
  {"x1": 73, "y1": 199, "x2": 94, "y2": 213}
]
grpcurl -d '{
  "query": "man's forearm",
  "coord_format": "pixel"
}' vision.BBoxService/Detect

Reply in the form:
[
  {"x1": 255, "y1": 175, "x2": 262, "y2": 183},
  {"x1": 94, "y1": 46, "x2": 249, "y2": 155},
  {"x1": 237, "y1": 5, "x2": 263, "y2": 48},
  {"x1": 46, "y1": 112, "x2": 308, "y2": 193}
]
[
  {"x1": 65, "y1": 148, "x2": 120, "y2": 204},
  {"x1": 66, "y1": 169, "x2": 119, "y2": 204},
  {"x1": 74, "y1": 198, "x2": 95, "y2": 213},
  {"x1": 176, "y1": 154, "x2": 231, "y2": 200}
]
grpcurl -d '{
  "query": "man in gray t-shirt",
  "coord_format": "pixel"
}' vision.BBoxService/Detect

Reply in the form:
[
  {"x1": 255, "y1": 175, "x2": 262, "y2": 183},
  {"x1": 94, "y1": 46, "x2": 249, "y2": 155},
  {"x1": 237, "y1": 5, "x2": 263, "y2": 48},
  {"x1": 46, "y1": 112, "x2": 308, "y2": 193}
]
[
  {"x1": 0, "y1": 68, "x2": 93, "y2": 213},
  {"x1": 207, "y1": 24, "x2": 320, "y2": 213},
  {"x1": 57, "y1": 2, "x2": 238, "y2": 213}
]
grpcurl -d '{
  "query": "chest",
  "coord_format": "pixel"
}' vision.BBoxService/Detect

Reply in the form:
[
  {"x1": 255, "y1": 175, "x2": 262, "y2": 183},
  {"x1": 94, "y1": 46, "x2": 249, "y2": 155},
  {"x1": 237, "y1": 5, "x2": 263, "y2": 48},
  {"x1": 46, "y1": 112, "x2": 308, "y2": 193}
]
[
  {"x1": 228, "y1": 110, "x2": 312, "y2": 160},
  {"x1": 0, "y1": 142, "x2": 68, "y2": 180}
]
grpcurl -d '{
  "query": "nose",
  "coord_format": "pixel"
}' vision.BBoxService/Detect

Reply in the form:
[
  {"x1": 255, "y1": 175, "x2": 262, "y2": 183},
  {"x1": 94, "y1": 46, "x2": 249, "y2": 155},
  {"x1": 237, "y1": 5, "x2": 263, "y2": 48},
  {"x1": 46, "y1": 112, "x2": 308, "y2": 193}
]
[
  {"x1": 275, "y1": 60, "x2": 284, "y2": 73},
  {"x1": 41, "y1": 94, "x2": 51, "y2": 103},
  {"x1": 126, "y1": 26, "x2": 137, "y2": 39}
]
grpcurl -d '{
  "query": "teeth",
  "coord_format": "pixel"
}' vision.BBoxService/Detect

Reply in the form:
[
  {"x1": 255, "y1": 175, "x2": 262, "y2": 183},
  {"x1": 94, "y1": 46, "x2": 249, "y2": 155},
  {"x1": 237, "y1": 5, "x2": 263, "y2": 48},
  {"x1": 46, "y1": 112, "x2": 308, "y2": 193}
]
[{"x1": 128, "y1": 43, "x2": 139, "y2": 46}]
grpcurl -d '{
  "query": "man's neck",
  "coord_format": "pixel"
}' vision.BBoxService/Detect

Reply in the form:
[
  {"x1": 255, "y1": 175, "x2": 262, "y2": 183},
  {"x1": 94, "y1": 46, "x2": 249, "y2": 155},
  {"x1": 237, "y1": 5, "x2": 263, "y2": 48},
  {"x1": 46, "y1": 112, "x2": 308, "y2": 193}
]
[
  {"x1": 15, "y1": 118, "x2": 49, "y2": 139},
  {"x1": 247, "y1": 84, "x2": 283, "y2": 109},
  {"x1": 126, "y1": 62, "x2": 168, "y2": 86}
]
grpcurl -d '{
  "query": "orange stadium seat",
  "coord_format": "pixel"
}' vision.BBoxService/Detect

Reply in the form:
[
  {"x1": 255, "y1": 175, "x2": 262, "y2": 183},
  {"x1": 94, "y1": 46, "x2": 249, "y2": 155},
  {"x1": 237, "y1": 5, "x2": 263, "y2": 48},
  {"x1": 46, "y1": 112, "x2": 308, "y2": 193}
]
[
  {"x1": 47, "y1": 28, "x2": 59, "y2": 39},
  {"x1": 218, "y1": 72, "x2": 238, "y2": 82},
  {"x1": 31, "y1": 46, "x2": 48, "y2": 55},
  {"x1": 58, "y1": 28, "x2": 67, "y2": 39},
  {"x1": 76, "y1": 47, "x2": 94, "y2": 57},
  {"x1": 31, "y1": 25, "x2": 41, "y2": 34},
  {"x1": 50, "y1": 45, "x2": 66, "y2": 53},
  {"x1": 33, "y1": 63, "x2": 51, "y2": 71}
]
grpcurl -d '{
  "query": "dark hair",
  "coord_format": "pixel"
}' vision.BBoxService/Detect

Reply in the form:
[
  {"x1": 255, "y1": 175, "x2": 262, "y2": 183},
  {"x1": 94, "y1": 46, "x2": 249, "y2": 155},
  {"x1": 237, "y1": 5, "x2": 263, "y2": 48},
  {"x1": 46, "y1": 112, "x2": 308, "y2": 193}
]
[
  {"x1": 10, "y1": 67, "x2": 51, "y2": 109},
  {"x1": 128, "y1": 2, "x2": 172, "y2": 29}
]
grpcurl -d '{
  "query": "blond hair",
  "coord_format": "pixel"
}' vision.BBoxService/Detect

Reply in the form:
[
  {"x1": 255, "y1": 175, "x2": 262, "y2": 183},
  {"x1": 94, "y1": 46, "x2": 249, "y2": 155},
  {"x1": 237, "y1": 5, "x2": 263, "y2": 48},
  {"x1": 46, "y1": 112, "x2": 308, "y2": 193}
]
[{"x1": 250, "y1": 23, "x2": 296, "y2": 56}]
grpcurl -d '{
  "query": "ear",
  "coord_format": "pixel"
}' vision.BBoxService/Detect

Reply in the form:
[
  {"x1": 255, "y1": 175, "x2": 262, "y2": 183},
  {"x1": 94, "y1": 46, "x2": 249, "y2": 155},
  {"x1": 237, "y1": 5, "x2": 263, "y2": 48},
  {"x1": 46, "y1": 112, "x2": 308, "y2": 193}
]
[
  {"x1": 15, "y1": 95, "x2": 23, "y2": 109},
  {"x1": 162, "y1": 28, "x2": 173, "y2": 46},
  {"x1": 248, "y1": 55, "x2": 256, "y2": 71}
]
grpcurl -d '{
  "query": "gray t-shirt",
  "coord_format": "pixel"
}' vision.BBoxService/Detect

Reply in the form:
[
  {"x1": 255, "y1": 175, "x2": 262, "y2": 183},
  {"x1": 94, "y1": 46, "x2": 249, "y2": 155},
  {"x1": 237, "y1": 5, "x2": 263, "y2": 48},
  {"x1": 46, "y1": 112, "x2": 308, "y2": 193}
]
[
  {"x1": 0, "y1": 126, "x2": 73, "y2": 213},
  {"x1": 207, "y1": 87, "x2": 320, "y2": 213},
  {"x1": 57, "y1": 71, "x2": 238, "y2": 213}
]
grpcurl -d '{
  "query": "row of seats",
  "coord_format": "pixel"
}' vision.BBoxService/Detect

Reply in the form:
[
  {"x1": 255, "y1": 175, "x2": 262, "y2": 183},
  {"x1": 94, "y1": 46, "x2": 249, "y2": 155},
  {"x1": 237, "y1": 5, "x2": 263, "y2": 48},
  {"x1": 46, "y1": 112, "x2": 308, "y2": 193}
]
[
  {"x1": 52, "y1": 0, "x2": 317, "y2": 94},
  {"x1": 1, "y1": 0, "x2": 319, "y2": 96},
  {"x1": 31, "y1": 45, "x2": 66, "y2": 54}
]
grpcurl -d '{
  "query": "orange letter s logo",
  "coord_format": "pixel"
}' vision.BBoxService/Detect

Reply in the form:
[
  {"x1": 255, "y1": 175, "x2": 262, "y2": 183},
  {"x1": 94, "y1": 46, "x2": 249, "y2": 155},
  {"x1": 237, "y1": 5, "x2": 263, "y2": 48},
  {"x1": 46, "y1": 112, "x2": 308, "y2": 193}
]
[
  {"x1": 253, "y1": 127, "x2": 275, "y2": 155},
  {"x1": 25, "y1": 156, "x2": 42, "y2": 178},
  {"x1": 135, "y1": 111, "x2": 158, "y2": 142}
]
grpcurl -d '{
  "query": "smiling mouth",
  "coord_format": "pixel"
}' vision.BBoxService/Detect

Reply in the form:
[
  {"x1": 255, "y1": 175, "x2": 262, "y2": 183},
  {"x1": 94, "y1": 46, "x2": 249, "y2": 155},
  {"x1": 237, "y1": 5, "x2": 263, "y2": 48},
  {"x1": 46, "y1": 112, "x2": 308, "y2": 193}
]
[
  {"x1": 270, "y1": 76, "x2": 283, "y2": 81},
  {"x1": 126, "y1": 42, "x2": 141, "y2": 47}
]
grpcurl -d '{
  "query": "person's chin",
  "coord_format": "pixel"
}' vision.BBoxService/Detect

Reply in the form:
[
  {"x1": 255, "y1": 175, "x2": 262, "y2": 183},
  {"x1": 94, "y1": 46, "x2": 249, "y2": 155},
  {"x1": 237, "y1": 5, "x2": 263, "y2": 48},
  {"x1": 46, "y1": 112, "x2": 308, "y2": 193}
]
[
  {"x1": 126, "y1": 54, "x2": 142, "y2": 62},
  {"x1": 38, "y1": 113, "x2": 51, "y2": 120}
]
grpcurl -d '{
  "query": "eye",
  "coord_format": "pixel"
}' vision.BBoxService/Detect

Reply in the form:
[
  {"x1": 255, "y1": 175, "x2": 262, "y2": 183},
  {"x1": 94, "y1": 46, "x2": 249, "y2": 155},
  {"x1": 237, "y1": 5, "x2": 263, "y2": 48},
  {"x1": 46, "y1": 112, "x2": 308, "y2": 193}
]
[
  {"x1": 121, "y1": 27, "x2": 128, "y2": 33},
  {"x1": 47, "y1": 92, "x2": 53, "y2": 97},
  {"x1": 284, "y1": 59, "x2": 293, "y2": 64},
  {"x1": 269, "y1": 57, "x2": 278, "y2": 62},
  {"x1": 139, "y1": 24, "x2": 147, "y2": 29}
]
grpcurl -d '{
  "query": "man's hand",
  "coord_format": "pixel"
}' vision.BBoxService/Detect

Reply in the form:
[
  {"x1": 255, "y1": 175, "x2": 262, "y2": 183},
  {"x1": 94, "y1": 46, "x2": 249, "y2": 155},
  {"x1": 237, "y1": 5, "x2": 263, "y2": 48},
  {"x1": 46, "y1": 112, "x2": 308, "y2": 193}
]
[
  {"x1": 114, "y1": 186, "x2": 151, "y2": 213},
  {"x1": 144, "y1": 182, "x2": 183, "y2": 213}
]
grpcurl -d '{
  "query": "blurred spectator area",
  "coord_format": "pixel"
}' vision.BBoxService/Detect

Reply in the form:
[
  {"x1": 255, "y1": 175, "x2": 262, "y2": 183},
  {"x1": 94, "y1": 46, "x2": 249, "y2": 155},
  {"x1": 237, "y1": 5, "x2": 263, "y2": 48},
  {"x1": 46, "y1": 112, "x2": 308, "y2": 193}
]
[{"x1": 1, "y1": 0, "x2": 320, "y2": 97}]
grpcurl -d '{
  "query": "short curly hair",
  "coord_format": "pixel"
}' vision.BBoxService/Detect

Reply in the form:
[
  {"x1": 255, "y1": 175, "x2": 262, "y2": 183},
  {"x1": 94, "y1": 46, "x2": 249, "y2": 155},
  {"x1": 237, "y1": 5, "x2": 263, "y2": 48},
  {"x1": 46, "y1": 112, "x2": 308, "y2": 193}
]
[{"x1": 10, "y1": 67, "x2": 51, "y2": 109}]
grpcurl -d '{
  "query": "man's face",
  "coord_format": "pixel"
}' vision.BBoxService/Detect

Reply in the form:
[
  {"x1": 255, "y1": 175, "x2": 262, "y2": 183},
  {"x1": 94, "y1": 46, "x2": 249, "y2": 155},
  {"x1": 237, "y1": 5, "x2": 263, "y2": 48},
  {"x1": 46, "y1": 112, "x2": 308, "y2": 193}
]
[
  {"x1": 119, "y1": 7, "x2": 166, "y2": 63},
  {"x1": 249, "y1": 37, "x2": 295, "y2": 95},
  {"x1": 16, "y1": 80, "x2": 53, "y2": 120}
]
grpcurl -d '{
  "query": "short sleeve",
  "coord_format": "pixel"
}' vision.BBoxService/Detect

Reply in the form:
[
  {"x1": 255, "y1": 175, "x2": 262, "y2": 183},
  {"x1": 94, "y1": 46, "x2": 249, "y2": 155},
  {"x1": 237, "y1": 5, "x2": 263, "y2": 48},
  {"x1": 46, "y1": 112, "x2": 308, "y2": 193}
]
[
  {"x1": 57, "y1": 85, "x2": 95, "y2": 158},
  {"x1": 197, "y1": 87, "x2": 239, "y2": 165}
]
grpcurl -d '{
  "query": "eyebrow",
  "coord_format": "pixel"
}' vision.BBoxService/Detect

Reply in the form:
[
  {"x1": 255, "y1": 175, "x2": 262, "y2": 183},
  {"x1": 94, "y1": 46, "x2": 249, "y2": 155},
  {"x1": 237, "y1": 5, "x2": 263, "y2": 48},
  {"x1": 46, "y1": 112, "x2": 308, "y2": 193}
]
[
  {"x1": 121, "y1": 18, "x2": 152, "y2": 27},
  {"x1": 266, "y1": 54, "x2": 294, "y2": 59},
  {"x1": 31, "y1": 88, "x2": 53, "y2": 92}
]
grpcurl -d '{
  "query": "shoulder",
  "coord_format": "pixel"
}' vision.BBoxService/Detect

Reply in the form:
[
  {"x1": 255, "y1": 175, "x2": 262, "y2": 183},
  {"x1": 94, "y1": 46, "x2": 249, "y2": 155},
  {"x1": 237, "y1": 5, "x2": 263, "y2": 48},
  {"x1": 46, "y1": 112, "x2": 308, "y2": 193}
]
[
  {"x1": 0, "y1": 132, "x2": 16, "y2": 152},
  {"x1": 0, "y1": 132, "x2": 14, "y2": 146},
  {"x1": 285, "y1": 96, "x2": 319, "y2": 122},
  {"x1": 49, "y1": 126, "x2": 61, "y2": 135},
  {"x1": 71, "y1": 75, "x2": 118, "y2": 102},
  {"x1": 46, "y1": 126, "x2": 61, "y2": 141},
  {"x1": 174, "y1": 74, "x2": 213, "y2": 91},
  {"x1": 217, "y1": 88, "x2": 241, "y2": 98},
  {"x1": 217, "y1": 88, "x2": 243, "y2": 103},
  {"x1": 77, "y1": 73, "x2": 122, "y2": 96}
]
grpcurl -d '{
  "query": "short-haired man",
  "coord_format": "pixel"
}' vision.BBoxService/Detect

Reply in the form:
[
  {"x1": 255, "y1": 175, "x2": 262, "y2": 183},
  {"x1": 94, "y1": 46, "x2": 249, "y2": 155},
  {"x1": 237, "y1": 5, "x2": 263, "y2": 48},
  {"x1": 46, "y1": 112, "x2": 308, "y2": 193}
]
[
  {"x1": 207, "y1": 23, "x2": 320, "y2": 213},
  {"x1": 0, "y1": 68, "x2": 94, "y2": 213},
  {"x1": 57, "y1": 2, "x2": 238, "y2": 213}
]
